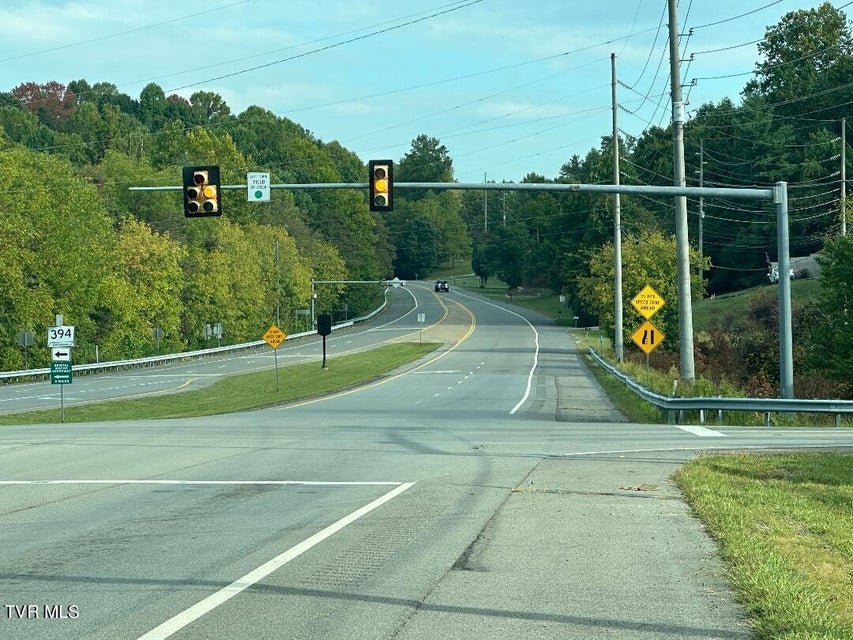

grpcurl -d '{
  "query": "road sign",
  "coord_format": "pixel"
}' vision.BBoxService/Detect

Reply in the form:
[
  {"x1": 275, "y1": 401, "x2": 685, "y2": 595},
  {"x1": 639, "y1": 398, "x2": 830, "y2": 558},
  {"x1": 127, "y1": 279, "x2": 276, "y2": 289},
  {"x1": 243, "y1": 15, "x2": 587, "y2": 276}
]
[
  {"x1": 50, "y1": 361, "x2": 72, "y2": 384},
  {"x1": 51, "y1": 348, "x2": 71, "y2": 362},
  {"x1": 632, "y1": 320, "x2": 665, "y2": 355},
  {"x1": 263, "y1": 324, "x2": 286, "y2": 349},
  {"x1": 47, "y1": 325, "x2": 75, "y2": 347},
  {"x1": 631, "y1": 285, "x2": 665, "y2": 320},
  {"x1": 247, "y1": 172, "x2": 270, "y2": 202}
]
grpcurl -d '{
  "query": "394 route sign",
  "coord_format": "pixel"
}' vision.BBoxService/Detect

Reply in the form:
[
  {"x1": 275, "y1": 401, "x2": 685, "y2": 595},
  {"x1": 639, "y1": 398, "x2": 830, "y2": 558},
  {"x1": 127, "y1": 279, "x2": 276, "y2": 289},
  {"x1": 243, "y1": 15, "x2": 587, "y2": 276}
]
[{"x1": 47, "y1": 325, "x2": 75, "y2": 348}]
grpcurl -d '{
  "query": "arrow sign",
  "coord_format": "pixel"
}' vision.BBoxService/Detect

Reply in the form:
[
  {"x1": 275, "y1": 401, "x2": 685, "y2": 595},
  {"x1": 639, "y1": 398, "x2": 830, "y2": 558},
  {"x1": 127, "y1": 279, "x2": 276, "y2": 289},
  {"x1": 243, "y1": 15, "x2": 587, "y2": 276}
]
[{"x1": 51, "y1": 348, "x2": 72, "y2": 362}]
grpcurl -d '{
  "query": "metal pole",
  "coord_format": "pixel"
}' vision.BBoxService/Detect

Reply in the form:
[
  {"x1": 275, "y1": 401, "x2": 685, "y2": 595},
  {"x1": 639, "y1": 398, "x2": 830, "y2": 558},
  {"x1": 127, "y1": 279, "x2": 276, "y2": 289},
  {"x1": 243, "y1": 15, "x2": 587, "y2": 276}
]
[
  {"x1": 842, "y1": 117, "x2": 847, "y2": 236},
  {"x1": 310, "y1": 280, "x2": 315, "y2": 330},
  {"x1": 612, "y1": 53, "x2": 624, "y2": 362},
  {"x1": 668, "y1": 0, "x2": 695, "y2": 381},
  {"x1": 775, "y1": 182, "x2": 794, "y2": 398},
  {"x1": 698, "y1": 139, "x2": 705, "y2": 265}
]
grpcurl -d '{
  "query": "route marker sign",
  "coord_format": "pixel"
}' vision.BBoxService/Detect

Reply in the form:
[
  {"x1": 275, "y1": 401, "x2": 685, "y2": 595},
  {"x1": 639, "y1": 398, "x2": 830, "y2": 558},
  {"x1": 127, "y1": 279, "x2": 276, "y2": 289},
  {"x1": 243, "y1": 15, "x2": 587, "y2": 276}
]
[
  {"x1": 263, "y1": 324, "x2": 286, "y2": 349},
  {"x1": 247, "y1": 172, "x2": 270, "y2": 202},
  {"x1": 630, "y1": 285, "x2": 665, "y2": 320},
  {"x1": 47, "y1": 325, "x2": 75, "y2": 347},
  {"x1": 632, "y1": 320, "x2": 664, "y2": 355}
]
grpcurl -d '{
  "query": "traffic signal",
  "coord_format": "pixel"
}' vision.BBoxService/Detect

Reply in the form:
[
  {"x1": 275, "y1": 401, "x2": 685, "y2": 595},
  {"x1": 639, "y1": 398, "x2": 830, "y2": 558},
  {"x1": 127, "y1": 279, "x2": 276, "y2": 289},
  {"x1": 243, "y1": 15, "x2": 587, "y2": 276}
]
[
  {"x1": 368, "y1": 160, "x2": 393, "y2": 212},
  {"x1": 182, "y1": 166, "x2": 222, "y2": 217},
  {"x1": 317, "y1": 313, "x2": 332, "y2": 337}
]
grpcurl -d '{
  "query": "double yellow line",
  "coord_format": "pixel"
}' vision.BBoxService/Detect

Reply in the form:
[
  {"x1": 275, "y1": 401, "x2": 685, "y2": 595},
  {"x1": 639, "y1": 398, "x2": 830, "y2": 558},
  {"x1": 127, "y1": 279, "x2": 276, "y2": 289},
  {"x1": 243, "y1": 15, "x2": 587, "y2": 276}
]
[{"x1": 279, "y1": 295, "x2": 476, "y2": 410}]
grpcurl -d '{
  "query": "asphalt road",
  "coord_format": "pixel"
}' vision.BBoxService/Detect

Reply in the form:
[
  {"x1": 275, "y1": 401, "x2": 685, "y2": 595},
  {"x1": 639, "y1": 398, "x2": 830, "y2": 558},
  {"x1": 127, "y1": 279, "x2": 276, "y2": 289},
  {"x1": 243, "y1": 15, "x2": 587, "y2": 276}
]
[{"x1": 1, "y1": 284, "x2": 851, "y2": 639}]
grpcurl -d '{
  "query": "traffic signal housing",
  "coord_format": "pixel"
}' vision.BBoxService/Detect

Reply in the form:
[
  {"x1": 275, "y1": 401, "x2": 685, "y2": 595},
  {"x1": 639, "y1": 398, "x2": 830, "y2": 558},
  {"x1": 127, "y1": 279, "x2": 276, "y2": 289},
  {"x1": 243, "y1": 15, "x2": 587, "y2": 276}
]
[
  {"x1": 368, "y1": 160, "x2": 393, "y2": 212},
  {"x1": 183, "y1": 166, "x2": 222, "y2": 217}
]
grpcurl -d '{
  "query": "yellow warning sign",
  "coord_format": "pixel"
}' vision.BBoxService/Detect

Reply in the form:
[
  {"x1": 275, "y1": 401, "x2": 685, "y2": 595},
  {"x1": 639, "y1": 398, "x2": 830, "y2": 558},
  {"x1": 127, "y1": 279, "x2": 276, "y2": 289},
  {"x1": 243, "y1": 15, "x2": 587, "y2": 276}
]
[
  {"x1": 631, "y1": 284, "x2": 665, "y2": 319},
  {"x1": 632, "y1": 320, "x2": 664, "y2": 355},
  {"x1": 263, "y1": 324, "x2": 287, "y2": 349}
]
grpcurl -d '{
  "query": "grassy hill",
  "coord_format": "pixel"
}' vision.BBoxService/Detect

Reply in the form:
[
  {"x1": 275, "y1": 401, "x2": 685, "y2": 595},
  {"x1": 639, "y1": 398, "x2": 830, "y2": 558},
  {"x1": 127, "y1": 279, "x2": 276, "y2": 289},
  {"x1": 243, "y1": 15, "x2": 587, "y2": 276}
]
[{"x1": 692, "y1": 279, "x2": 822, "y2": 333}]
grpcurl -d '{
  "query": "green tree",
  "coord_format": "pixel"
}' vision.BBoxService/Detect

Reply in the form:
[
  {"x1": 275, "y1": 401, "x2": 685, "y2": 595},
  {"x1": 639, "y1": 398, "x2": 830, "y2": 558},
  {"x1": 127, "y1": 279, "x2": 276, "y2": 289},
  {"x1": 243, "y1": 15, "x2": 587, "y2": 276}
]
[
  {"x1": 395, "y1": 218, "x2": 439, "y2": 279},
  {"x1": 746, "y1": 3, "x2": 852, "y2": 110},
  {"x1": 395, "y1": 134, "x2": 455, "y2": 201},
  {"x1": 810, "y1": 235, "x2": 853, "y2": 388},
  {"x1": 0, "y1": 144, "x2": 116, "y2": 367},
  {"x1": 483, "y1": 225, "x2": 531, "y2": 289}
]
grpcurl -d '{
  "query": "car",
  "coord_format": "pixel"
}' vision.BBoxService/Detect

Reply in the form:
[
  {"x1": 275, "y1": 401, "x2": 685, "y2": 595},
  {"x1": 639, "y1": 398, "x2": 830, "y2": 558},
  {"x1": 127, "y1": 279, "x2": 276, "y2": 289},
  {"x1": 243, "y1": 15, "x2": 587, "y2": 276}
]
[{"x1": 434, "y1": 280, "x2": 449, "y2": 292}]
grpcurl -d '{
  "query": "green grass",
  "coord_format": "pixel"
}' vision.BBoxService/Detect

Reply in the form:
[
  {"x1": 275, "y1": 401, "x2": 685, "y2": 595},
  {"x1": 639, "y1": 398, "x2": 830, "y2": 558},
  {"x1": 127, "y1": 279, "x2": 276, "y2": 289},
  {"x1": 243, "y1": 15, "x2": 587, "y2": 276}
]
[
  {"x1": 674, "y1": 452, "x2": 853, "y2": 639},
  {"x1": 0, "y1": 342, "x2": 439, "y2": 424},
  {"x1": 693, "y1": 279, "x2": 822, "y2": 333}
]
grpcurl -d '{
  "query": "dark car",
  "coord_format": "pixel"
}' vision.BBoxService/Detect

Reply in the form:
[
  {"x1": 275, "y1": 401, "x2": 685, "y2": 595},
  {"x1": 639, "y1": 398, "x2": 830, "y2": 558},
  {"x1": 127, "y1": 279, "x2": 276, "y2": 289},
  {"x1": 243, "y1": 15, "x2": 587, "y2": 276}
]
[{"x1": 434, "y1": 280, "x2": 449, "y2": 292}]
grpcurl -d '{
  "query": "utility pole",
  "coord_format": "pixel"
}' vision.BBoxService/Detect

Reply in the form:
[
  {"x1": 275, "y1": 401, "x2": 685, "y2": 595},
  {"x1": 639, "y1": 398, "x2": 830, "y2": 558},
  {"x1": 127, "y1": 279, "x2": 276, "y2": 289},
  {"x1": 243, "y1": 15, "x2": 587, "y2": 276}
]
[
  {"x1": 697, "y1": 139, "x2": 705, "y2": 264},
  {"x1": 612, "y1": 53, "x2": 624, "y2": 362},
  {"x1": 842, "y1": 117, "x2": 847, "y2": 236},
  {"x1": 668, "y1": 0, "x2": 695, "y2": 381},
  {"x1": 484, "y1": 172, "x2": 488, "y2": 235}
]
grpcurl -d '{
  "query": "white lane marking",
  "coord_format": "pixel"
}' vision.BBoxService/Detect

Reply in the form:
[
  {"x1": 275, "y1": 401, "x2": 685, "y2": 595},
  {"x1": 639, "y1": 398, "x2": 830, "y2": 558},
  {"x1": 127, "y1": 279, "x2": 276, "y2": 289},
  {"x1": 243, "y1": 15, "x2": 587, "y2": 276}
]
[
  {"x1": 410, "y1": 370, "x2": 463, "y2": 374},
  {"x1": 137, "y1": 481, "x2": 415, "y2": 640},
  {"x1": 0, "y1": 480, "x2": 403, "y2": 486},
  {"x1": 674, "y1": 425, "x2": 727, "y2": 437},
  {"x1": 453, "y1": 292, "x2": 539, "y2": 415}
]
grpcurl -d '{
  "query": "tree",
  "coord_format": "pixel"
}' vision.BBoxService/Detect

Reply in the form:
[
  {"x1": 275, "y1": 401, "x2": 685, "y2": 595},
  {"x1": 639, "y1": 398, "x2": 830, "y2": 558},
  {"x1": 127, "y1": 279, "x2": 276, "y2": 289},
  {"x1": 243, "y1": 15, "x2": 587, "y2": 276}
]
[
  {"x1": 0, "y1": 145, "x2": 116, "y2": 367},
  {"x1": 809, "y1": 235, "x2": 853, "y2": 388},
  {"x1": 395, "y1": 134, "x2": 455, "y2": 201},
  {"x1": 12, "y1": 81, "x2": 77, "y2": 129},
  {"x1": 746, "y1": 3, "x2": 852, "y2": 109},
  {"x1": 482, "y1": 225, "x2": 531, "y2": 289},
  {"x1": 395, "y1": 218, "x2": 440, "y2": 279},
  {"x1": 95, "y1": 218, "x2": 187, "y2": 359}
]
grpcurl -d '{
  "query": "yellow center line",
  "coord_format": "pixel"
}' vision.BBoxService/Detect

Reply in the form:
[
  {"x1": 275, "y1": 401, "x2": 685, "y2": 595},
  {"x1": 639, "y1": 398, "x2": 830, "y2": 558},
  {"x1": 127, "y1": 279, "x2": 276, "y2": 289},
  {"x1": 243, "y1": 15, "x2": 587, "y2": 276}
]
[{"x1": 278, "y1": 298, "x2": 476, "y2": 410}]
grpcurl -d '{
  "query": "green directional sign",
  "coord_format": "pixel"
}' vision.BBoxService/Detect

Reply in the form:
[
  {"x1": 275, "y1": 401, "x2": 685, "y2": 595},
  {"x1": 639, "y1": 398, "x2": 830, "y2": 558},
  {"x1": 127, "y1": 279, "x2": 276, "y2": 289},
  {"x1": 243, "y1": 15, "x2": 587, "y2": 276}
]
[{"x1": 50, "y1": 361, "x2": 72, "y2": 385}]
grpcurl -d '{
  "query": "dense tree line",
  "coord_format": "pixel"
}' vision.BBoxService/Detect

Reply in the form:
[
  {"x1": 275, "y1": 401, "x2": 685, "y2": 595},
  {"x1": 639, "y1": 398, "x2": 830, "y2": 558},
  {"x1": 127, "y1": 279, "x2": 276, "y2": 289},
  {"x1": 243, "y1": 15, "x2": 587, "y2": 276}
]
[{"x1": 0, "y1": 78, "x2": 471, "y2": 369}]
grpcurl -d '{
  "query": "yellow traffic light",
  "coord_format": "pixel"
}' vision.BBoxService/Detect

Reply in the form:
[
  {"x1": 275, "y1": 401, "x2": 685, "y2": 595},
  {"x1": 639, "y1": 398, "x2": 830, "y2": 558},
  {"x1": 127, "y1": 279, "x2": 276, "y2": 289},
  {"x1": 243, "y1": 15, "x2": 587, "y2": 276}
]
[
  {"x1": 368, "y1": 160, "x2": 393, "y2": 212},
  {"x1": 183, "y1": 166, "x2": 222, "y2": 217}
]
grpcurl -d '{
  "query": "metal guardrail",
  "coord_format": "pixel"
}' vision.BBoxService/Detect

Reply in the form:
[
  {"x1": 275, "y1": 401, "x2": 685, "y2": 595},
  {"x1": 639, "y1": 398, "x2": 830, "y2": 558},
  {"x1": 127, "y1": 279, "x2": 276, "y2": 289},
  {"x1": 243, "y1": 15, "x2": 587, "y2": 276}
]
[
  {"x1": 0, "y1": 294, "x2": 389, "y2": 383},
  {"x1": 587, "y1": 347, "x2": 852, "y2": 426}
]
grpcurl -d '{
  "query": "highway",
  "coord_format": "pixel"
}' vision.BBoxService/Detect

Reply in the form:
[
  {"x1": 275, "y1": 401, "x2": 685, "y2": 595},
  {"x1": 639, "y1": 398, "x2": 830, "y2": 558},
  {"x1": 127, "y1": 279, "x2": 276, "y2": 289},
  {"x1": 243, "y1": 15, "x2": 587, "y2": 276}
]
[{"x1": 1, "y1": 283, "x2": 851, "y2": 639}]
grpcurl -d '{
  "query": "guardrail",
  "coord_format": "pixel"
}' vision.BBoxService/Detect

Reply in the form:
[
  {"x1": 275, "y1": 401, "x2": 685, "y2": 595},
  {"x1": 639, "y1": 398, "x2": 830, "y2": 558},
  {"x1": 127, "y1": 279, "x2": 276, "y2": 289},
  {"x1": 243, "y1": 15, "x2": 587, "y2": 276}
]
[
  {"x1": 0, "y1": 294, "x2": 389, "y2": 383},
  {"x1": 587, "y1": 347, "x2": 852, "y2": 426}
]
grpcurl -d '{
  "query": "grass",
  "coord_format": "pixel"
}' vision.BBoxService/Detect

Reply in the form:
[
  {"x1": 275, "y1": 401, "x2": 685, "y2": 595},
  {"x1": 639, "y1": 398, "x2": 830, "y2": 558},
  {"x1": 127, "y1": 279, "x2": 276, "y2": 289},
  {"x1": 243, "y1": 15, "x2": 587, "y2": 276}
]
[
  {"x1": 0, "y1": 342, "x2": 439, "y2": 424},
  {"x1": 674, "y1": 452, "x2": 853, "y2": 639},
  {"x1": 693, "y1": 279, "x2": 822, "y2": 333}
]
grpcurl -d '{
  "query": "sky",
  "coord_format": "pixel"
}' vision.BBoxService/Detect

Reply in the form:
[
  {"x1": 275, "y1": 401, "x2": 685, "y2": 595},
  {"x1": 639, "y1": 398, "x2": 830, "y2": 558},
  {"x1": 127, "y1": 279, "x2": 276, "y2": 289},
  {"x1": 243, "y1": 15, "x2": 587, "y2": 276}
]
[{"x1": 0, "y1": 0, "x2": 847, "y2": 184}]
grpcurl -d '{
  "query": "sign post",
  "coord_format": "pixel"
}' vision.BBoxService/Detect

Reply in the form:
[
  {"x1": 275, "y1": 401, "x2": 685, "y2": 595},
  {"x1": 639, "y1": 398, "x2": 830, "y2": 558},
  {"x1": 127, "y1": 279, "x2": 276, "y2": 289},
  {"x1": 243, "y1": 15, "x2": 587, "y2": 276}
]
[{"x1": 317, "y1": 314, "x2": 332, "y2": 369}]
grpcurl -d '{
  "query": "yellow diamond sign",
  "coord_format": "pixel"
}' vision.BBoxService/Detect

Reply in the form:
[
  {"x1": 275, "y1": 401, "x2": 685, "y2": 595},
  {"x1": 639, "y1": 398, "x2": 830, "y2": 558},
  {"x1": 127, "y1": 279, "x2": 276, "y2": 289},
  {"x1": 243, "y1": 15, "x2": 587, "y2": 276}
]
[
  {"x1": 631, "y1": 284, "x2": 665, "y2": 319},
  {"x1": 632, "y1": 320, "x2": 664, "y2": 355},
  {"x1": 263, "y1": 324, "x2": 287, "y2": 350}
]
